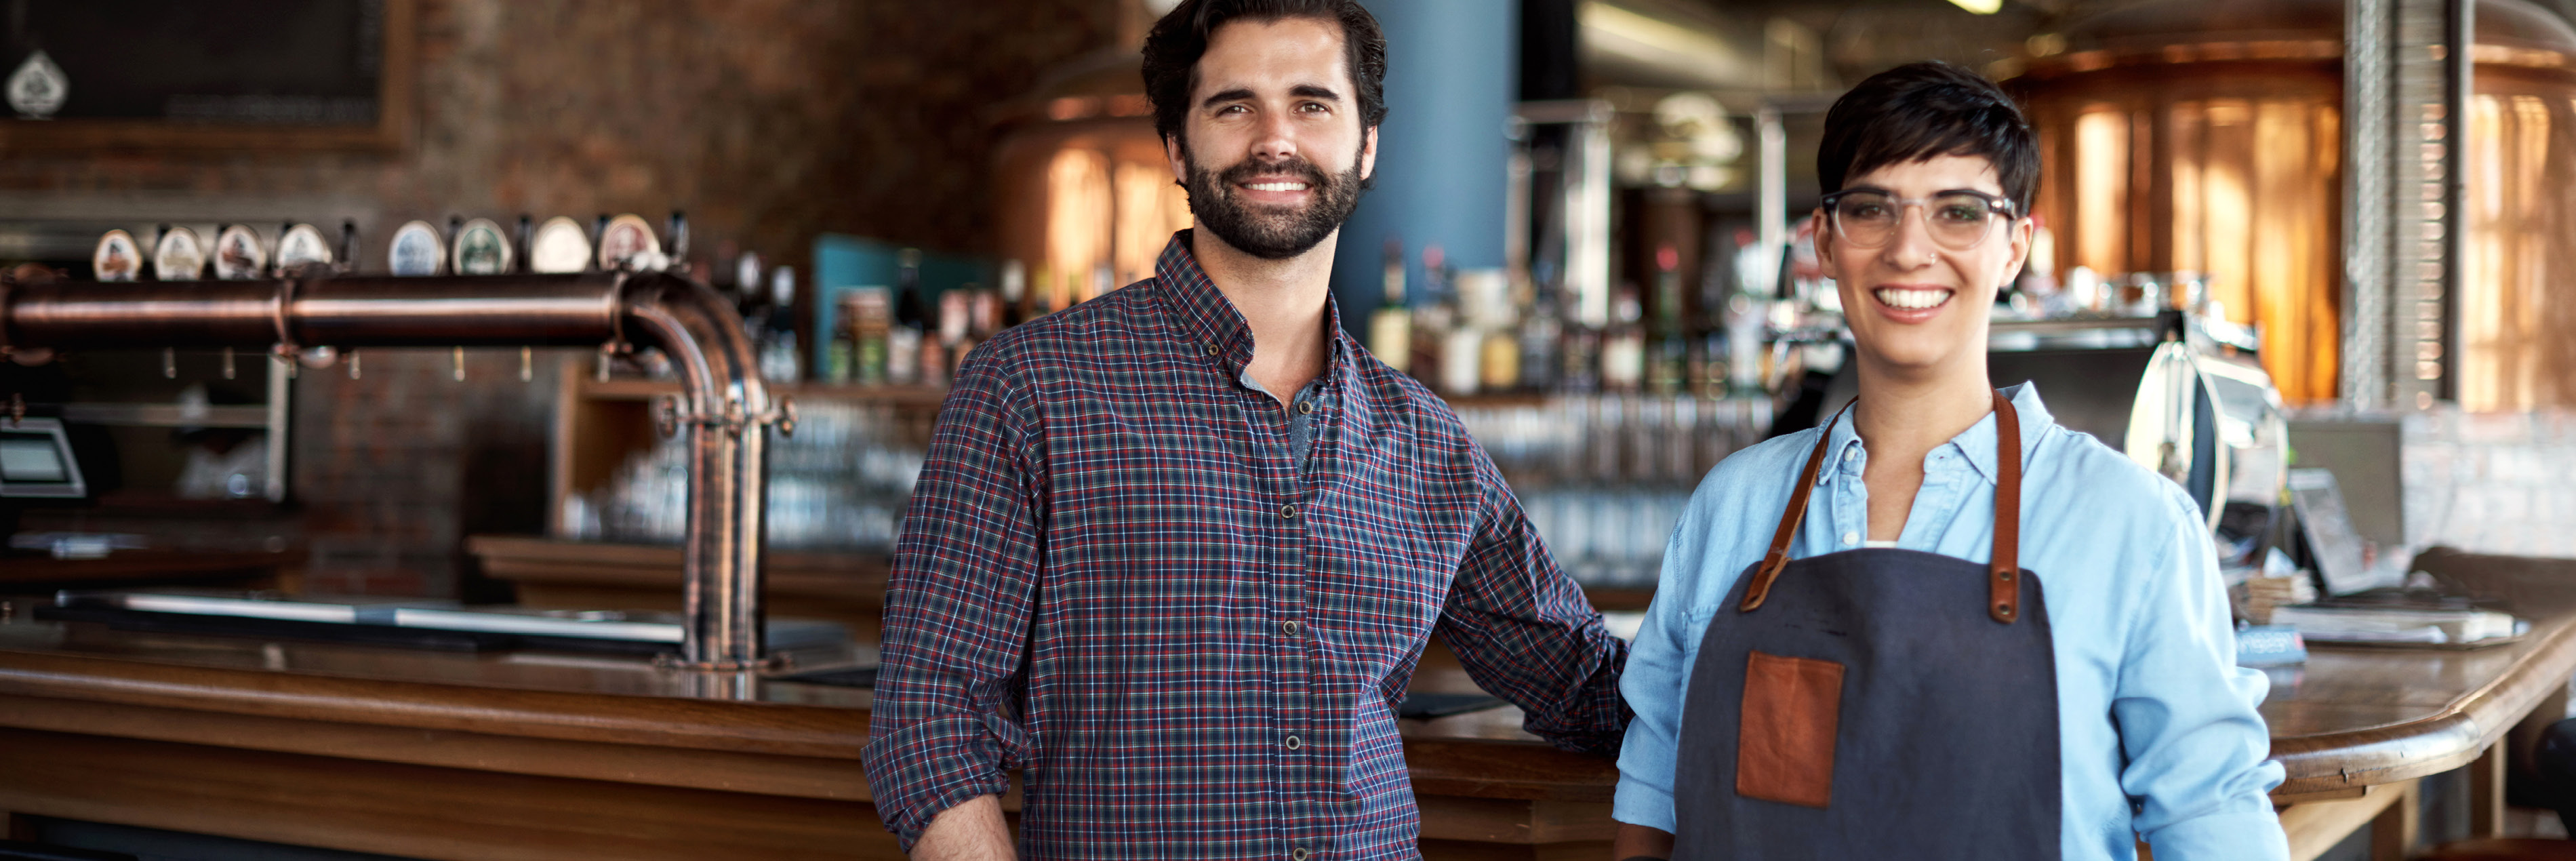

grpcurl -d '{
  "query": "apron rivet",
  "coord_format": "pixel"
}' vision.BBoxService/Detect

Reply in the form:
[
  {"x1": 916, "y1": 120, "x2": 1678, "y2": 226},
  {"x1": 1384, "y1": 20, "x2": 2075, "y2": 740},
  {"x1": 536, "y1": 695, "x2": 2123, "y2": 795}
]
[{"x1": 2000, "y1": 571, "x2": 2014, "y2": 581}]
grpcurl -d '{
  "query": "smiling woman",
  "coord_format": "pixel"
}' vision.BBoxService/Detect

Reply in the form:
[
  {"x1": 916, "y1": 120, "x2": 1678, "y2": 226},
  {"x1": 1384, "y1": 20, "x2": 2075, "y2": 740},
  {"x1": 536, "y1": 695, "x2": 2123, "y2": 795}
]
[{"x1": 1611, "y1": 61, "x2": 2292, "y2": 861}]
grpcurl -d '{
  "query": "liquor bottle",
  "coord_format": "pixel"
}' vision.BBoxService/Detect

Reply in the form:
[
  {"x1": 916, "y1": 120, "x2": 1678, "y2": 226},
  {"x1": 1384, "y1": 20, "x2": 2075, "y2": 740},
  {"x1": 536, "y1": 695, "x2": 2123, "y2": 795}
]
[
  {"x1": 850, "y1": 287, "x2": 892, "y2": 385},
  {"x1": 933, "y1": 284, "x2": 968, "y2": 386},
  {"x1": 1367, "y1": 239, "x2": 1411, "y2": 372},
  {"x1": 760, "y1": 266, "x2": 803, "y2": 383},
  {"x1": 1477, "y1": 271, "x2": 1523, "y2": 393},
  {"x1": 827, "y1": 287, "x2": 858, "y2": 385},
  {"x1": 999, "y1": 260, "x2": 1028, "y2": 329},
  {"x1": 889, "y1": 248, "x2": 927, "y2": 386},
  {"x1": 1516, "y1": 274, "x2": 1561, "y2": 393},
  {"x1": 1559, "y1": 309, "x2": 1601, "y2": 394},
  {"x1": 1601, "y1": 284, "x2": 1645, "y2": 392},
  {"x1": 1440, "y1": 267, "x2": 1485, "y2": 396},
  {"x1": 1649, "y1": 245, "x2": 1687, "y2": 395},
  {"x1": 1028, "y1": 264, "x2": 1059, "y2": 322},
  {"x1": 1409, "y1": 245, "x2": 1451, "y2": 385}
]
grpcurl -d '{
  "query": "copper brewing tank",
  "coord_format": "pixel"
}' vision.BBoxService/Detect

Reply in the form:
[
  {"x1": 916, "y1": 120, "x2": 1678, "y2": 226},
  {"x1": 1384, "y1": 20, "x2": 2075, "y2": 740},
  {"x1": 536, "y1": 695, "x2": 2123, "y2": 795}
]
[
  {"x1": 2006, "y1": 0, "x2": 2576, "y2": 409},
  {"x1": 990, "y1": 49, "x2": 1192, "y2": 311}
]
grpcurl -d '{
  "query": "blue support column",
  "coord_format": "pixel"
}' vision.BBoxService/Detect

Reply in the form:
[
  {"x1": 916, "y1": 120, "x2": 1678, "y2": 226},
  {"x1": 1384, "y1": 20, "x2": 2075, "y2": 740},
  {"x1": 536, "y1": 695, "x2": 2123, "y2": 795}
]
[{"x1": 1329, "y1": 0, "x2": 1518, "y2": 338}]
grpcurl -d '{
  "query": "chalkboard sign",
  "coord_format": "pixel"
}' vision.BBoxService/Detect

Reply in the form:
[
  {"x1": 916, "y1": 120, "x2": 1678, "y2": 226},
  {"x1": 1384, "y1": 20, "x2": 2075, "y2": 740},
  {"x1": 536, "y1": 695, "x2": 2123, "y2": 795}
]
[{"x1": 0, "y1": 0, "x2": 413, "y2": 151}]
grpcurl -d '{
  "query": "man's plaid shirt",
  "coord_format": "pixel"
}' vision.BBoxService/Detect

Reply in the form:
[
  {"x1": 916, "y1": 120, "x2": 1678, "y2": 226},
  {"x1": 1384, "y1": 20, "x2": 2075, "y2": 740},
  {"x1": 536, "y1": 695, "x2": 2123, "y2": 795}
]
[{"x1": 864, "y1": 231, "x2": 1629, "y2": 859}]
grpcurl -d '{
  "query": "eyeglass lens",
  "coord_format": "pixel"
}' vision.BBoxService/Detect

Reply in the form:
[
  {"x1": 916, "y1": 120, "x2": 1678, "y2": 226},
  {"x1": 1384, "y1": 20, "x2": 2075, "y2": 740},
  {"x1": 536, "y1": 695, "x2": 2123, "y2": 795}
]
[{"x1": 1831, "y1": 192, "x2": 2000, "y2": 251}]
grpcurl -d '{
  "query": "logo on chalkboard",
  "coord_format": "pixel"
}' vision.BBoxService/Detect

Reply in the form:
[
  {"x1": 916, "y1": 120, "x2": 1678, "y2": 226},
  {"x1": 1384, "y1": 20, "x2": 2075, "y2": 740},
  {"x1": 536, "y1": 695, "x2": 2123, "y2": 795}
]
[{"x1": 7, "y1": 51, "x2": 66, "y2": 119}]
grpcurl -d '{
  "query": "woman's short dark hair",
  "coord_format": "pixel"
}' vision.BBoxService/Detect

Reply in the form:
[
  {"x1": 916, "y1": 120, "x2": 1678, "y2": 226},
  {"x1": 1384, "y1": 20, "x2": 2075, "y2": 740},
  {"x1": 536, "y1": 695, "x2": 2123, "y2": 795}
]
[
  {"x1": 1140, "y1": 0, "x2": 1389, "y2": 145},
  {"x1": 1818, "y1": 61, "x2": 2038, "y2": 216}
]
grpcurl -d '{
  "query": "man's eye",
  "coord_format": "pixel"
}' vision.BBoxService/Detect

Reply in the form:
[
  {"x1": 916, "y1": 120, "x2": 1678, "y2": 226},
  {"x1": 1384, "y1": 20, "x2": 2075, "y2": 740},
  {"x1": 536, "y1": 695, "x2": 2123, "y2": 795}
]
[{"x1": 1300, "y1": 102, "x2": 1328, "y2": 113}]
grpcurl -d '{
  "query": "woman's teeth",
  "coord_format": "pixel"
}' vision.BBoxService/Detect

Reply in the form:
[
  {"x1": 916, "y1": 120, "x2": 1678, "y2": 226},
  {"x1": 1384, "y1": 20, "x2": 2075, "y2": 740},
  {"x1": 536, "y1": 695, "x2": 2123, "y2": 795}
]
[
  {"x1": 1874, "y1": 287, "x2": 1952, "y2": 310},
  {"x1": 1245, "y1": 181, "x2": 1308, "y2": 192}
]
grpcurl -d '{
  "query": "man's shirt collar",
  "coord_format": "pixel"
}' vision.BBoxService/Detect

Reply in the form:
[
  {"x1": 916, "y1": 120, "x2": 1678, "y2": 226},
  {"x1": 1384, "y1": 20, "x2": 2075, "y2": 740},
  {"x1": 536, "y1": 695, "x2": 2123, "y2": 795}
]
[{"x1": 1151, "y1": 228, "x2": 1352, "y2": 379}]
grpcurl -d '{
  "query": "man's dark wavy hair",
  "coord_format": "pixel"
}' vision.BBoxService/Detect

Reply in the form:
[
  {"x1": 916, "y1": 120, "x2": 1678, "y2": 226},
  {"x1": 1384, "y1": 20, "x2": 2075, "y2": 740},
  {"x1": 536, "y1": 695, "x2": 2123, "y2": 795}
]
[
  {"x1": 1141, "y1": 0, "x2": 1389, "y2": 145},
  {"x1": 1819, "y1": 61, "x2": 2038, "y2": 216}
]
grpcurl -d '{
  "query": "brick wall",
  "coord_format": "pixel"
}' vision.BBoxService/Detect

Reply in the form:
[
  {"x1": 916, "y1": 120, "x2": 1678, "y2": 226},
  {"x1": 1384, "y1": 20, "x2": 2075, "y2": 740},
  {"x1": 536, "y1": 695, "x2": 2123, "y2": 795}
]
[
  {"x1": 5, "y1": 1, "x2": 1116, "y2": 595},
  {"x1": 2404, "y1": 408, "x2": 2576, "y2": 559}
]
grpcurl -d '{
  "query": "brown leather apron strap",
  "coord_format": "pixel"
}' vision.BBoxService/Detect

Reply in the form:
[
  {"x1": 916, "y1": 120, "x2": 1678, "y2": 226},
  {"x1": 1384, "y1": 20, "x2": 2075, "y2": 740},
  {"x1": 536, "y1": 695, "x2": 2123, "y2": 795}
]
[
  {"x1": 1740, "y1": 401, "x2": 1851, "y2": 612},
  {"x1": 1989, "y1": 390, "x2": 2024, "y2": 624},
  {"x1": 1739, "y1": 393, "x2": 2027, "y2": 624}
]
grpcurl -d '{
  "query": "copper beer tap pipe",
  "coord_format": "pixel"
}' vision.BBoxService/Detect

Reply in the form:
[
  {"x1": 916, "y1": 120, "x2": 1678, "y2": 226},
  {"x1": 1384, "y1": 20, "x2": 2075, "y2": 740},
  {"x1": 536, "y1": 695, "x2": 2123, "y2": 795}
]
[{"x1": 0, "y1": 271, "x2": 783, "y2": 670}]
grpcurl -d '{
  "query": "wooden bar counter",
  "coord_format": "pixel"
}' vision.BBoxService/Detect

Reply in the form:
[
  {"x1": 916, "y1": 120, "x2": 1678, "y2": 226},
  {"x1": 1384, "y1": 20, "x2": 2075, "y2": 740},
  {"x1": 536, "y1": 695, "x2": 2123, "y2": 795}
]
[
  {"x1": 0, "y1": 601, "x2": 1615, "y2": 859},
  {"x1": 1, "y1": 546, "x2": 2572, "y2": 859}
]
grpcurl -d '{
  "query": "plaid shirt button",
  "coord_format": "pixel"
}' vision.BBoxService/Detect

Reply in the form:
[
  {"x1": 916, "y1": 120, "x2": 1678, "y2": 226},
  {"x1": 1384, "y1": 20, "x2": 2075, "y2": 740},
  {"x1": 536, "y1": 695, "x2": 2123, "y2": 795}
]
[
  {"x1": 1280, "y1": 504, "x2": 1299, "y2": 520},
  {"x1": 1285, "y1": 735, "x2": 1302, "y2": 750},
  {"x1": 1282, "y1": 620, "x2": 1302, "y2": 636},
  {"x1": 1292, "y1": 849, "x2": 1310, "y2": 861}
]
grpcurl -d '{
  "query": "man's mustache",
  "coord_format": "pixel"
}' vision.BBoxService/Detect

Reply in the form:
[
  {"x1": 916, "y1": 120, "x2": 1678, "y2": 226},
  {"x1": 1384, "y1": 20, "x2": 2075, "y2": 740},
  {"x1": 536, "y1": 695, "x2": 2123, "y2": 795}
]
[{"x1": 1218, "y1": 158, "x2": 1330, "y2": 190}]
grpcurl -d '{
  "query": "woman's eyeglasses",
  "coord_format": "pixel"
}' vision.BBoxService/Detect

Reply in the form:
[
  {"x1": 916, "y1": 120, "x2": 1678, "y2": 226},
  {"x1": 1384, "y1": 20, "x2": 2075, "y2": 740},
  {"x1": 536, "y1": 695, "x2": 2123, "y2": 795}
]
[{"x1": 1820, "y1": 189, "x2": 2018, "y2": 252}]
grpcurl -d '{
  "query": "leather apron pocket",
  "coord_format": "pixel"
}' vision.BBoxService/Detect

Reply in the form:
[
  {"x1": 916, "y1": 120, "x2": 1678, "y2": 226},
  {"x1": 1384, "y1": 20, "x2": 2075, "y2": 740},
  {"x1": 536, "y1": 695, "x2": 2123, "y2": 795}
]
[{"x1": 1737, "y1": 650, "x2": 1843, "y2": 809}]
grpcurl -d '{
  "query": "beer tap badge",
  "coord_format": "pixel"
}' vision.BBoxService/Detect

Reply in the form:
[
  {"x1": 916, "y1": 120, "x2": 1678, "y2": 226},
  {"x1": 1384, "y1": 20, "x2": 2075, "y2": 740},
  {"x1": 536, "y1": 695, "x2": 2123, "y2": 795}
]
[
  {"x1": 453, "y1": 218, "x2": 513, "y2": 275},
  {"x1": 597, "y1": 214, "x2": 662, "y2": 271},
  {"x1": 735, "y1": 252, "x2": 763, "y2": 294},
  {"x1": 154, "y1": 228, "x2": 205, "y2": 281},
  {"x1": 5, "y1": 50, "x2": 66, "y2": 120},
  {"x1": 275, "y1": 224, "x2": 335, "y2": 273},
  {"x1": 212, "y1": 224, "x2": 267, "y2": 281},
  {"x1": 528, "y1": 216, "x2": 592, "y2": 274},
  {"x1": 92, "y1": 230, "x2": 141, "y2": 282},
  {"x1": 388, "y1": 220, "x2": 446, "y2": 277}
]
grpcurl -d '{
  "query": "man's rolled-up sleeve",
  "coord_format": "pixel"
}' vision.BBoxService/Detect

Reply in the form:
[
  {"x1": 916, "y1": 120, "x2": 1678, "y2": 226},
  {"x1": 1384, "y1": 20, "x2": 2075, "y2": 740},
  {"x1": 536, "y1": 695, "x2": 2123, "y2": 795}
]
[
  {"x1": 862, "y1": 346, "x2": 1045, "y2": 849},
  {"x1": 2120, "y1": 487, "x2": 2289, "y2": 860},
  {"x1": 1433, "y1": 444, "x2": 1630, "y2": 756}
]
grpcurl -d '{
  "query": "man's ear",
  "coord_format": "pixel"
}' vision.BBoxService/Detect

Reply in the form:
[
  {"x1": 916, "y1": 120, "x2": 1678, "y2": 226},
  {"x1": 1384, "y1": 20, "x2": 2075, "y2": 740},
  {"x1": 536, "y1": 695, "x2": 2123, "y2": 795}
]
[
  {"x1": 1359, "y1": 125, "x2": 1379, "y2": 182},
  {"x1": 1165, "y1": 132, "x2": 1188, "y2": 185}
]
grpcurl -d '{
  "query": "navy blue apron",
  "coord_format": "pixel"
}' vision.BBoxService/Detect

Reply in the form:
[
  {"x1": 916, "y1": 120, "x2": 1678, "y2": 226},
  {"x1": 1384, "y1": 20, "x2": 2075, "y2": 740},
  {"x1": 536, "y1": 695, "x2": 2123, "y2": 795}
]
[{"x1": 1672, "y1": 391, "x2": 2061, "y2": 860}]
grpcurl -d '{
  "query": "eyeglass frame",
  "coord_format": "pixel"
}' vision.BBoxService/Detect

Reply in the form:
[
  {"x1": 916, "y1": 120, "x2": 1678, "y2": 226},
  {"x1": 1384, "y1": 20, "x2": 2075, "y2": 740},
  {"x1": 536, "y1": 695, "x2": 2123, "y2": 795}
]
[{"x1": 1817, "y1": 188, "x2": 2023, "y2": 252}]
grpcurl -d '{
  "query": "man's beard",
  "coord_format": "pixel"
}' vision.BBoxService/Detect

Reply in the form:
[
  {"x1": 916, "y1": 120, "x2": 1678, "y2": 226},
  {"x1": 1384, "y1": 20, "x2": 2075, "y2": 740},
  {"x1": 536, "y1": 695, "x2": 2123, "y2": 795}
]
[{"x1": 1182, "y1": 147, "x2": 1367, "y2": 260}]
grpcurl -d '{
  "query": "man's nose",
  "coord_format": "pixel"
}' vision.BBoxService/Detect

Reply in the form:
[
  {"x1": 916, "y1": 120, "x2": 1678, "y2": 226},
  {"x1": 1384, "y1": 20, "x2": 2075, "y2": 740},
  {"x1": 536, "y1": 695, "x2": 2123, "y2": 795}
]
[{"x1": 1250, "y1": 108, "x2": 1300, "y2": 162}]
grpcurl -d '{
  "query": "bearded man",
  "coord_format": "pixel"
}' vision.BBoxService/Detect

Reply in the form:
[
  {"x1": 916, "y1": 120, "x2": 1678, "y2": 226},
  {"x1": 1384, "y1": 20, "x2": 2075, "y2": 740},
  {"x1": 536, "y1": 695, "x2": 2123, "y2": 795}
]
[{"x1": 862, "y1": 1, "x2": 1630, "y2": 858}]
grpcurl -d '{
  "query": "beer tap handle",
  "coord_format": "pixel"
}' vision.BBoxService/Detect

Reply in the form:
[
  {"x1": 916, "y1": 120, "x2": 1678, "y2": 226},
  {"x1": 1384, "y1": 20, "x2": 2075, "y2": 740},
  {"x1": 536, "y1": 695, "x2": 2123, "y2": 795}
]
[{"x1": 666, "y1": 210, "x2": 689, "y2": 269}]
